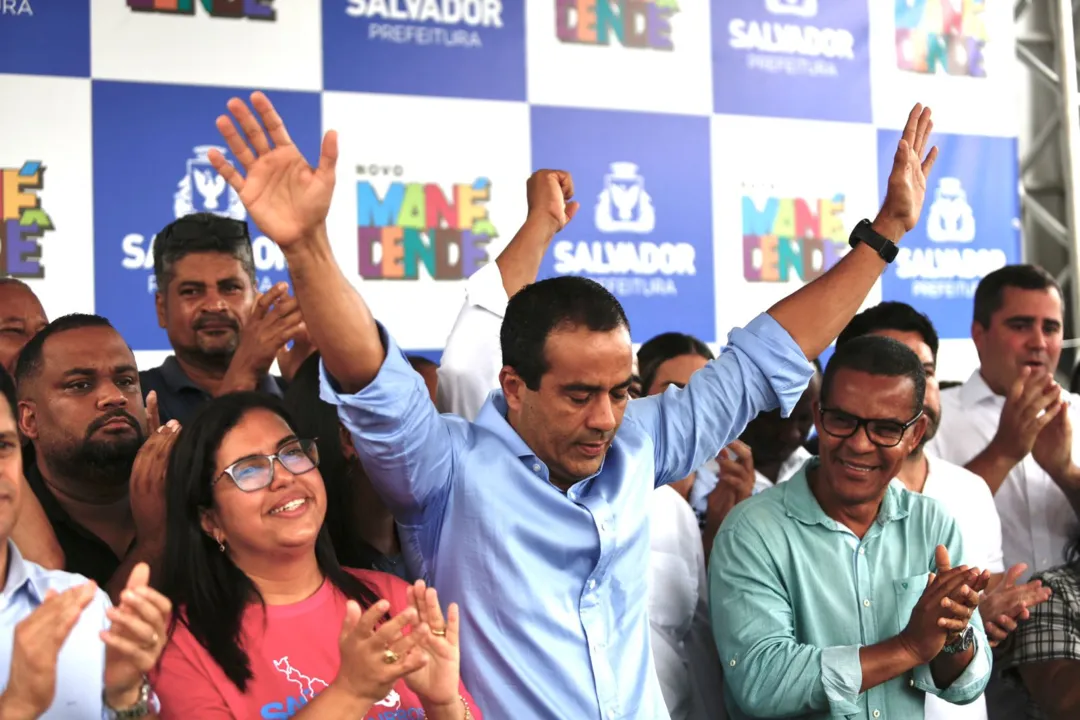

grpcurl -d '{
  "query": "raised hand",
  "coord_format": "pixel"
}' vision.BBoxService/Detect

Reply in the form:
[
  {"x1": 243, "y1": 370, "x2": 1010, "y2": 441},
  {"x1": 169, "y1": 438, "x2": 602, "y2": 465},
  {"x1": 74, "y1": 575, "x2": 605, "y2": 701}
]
[
  {"x1": 403, "y1": 580, "x2": 462, "y2": 708},
  {"x1": 103, "y1": 563, "x2": 172, "y2": 709},
  {"x1": 980, "y1": 563, "x2": 1053, "y2": 647},
  {"x1": 1030, "y1": 380, "x2": 1074, "y2": 483},
  {"x1": 209, "y1": 91, "x2": 336, "y2": 249},
  {"x1": 222, "y1": 282, "x2": 307, "y2": 392},
  {"x1": 526, "y1": 169, "x2": 580, "y2": 235},
  {"x1": 878, "y1": 104, "x2": 940, "y2": 237},
  {"x1": 0, "y1": 582, "x2": 97, "y2": 718},
  {"x1": 332, "y1": 600, "x2": 428, "y2": 707},
  {"x1": 129, "y1": 418, "x2": 181, "y2": 555}
]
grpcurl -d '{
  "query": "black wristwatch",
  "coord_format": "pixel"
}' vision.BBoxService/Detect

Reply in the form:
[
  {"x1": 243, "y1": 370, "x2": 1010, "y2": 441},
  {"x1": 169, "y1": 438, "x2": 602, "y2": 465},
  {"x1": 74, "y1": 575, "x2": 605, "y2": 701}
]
[
  {"x1": 104, "y1": 676, "x2": 157, "y2": 719},
  {"x1": 942, "y1": 625, "x2": 976, "y2": 654},
  {"x1": 848, "y1": 218, "x2": 899, "y2": 263}
]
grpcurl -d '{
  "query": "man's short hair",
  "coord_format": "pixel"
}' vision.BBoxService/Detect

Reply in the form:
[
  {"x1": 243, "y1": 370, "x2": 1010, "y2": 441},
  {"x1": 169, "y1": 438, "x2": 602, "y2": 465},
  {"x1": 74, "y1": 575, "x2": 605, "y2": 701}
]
[
  {"x1": 637, "y1": 332, "x2": 714, "y2": 394},
  {"x1": 152, "y1": 212, "x2": 257, "y2": 294},
  {"x1": 14, "y1": 314, "x2": 116, "y2": 390},
  {"x1": 973, "y1": 264, "x2": 1060, "y2": 328},
  {"x1": 407, "y1": 355, "x2": 438, "y2": 371},
  {"x1": 0, "y1": 365, "x2": 15, "y2": 422},
  {"x1": 821, "y1": 335, "x2": 926, "y2": 415},
  {"x1": 502, "y1": 276, "x2": 630, "y2": 390},
  {"x1": 836, "y1": 302, "x2": 940, "y2": 362}
]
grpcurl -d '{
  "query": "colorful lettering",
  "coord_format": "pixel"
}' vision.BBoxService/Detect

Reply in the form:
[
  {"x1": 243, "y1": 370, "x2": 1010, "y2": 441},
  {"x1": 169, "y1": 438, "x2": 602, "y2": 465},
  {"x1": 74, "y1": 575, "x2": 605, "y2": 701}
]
[
  {"x1": 895, "y1": 0, "x2": 986, "y2": 77},
  {"x1": 0, "y1": 162, "x2": 53, "y2": 279},
  {"x1": 556, "y1": 0, "x2": 674, "y2": 50},
  {"x1": 356, "y1": 179, "x2": 497, "y2": 280},
  {"x1": 127, "y1": 0, "x2": 275, "y2": 20},
  {"x1": 741, "y1": 193, "x2": 846, "y2": 283}
]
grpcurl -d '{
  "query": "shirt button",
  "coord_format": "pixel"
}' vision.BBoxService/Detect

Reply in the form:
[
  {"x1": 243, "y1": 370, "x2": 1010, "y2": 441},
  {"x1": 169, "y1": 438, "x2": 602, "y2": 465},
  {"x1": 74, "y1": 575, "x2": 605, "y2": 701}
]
[
  {"x1": 589, "y1": 579, "x2": 597, "y2": 590},
  {"x1": 532, "y1": 463, "x2": 541, "y2": 473},
  {"x1": 863, "y1": 599, "x2": 871, "y2": 607},
  {"x1": 909, "y1": 679, "x2": 915, "y2": 687},
  {"x1": 873, "y1": 711, "x2": 881, "y2": 718},
  {"x1": 729, "y1": 658, "x2": 737, "y2": 667},
  {"x1": 858, "y1": 547, "x2": 866, "y2": 556}
]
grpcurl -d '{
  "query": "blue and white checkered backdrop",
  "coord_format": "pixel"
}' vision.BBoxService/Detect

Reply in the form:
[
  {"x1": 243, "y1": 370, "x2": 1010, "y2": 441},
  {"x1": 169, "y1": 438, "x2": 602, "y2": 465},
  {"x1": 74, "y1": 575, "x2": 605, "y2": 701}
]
[{"x1": 0, "y1": 0, "x2": 1020, "y2": 380}]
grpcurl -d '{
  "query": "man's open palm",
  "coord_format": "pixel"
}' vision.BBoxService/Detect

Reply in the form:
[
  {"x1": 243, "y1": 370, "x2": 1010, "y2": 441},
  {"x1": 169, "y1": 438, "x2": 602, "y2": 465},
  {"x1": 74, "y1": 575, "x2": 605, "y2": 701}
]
[{"x1": 208, "y1": 91, "x2": 337, "y2": 249}]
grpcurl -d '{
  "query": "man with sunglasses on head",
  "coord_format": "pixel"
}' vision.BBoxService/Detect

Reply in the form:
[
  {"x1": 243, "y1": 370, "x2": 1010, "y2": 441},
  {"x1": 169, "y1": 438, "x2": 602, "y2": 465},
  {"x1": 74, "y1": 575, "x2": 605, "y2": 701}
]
[
  {"x1": 139, "y1": 213, "x2": 311, "y2": 426},
  {"x1": 711, "y1": 335, "x2": 992, "y2": 719}
]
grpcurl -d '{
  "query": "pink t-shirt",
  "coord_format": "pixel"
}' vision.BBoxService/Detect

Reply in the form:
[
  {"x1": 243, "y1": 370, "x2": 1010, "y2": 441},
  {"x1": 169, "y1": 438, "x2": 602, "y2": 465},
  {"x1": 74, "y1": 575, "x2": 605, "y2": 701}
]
[{"x1": 153, "y1": 569, "x2": 480, "y2": 719}]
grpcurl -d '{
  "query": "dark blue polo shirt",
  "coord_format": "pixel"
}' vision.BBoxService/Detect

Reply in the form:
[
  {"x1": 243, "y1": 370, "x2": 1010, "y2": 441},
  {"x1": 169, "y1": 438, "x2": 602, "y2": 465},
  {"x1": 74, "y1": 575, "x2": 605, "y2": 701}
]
[{"x1": 139, "y1": 355, "x2": 285, "y2": 426}]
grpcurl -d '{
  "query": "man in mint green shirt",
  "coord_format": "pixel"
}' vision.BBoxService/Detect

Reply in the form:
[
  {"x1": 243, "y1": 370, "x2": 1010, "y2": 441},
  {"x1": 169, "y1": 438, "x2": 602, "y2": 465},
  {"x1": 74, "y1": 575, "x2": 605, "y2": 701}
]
[{"x1": 710, "y1": 335, "x2": 993, "y2": 719}]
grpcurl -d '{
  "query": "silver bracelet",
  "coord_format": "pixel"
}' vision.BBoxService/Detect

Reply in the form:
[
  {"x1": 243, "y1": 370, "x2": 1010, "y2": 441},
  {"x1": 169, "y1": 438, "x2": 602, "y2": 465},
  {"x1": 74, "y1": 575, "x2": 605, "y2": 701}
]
[{"x1": 461, "y1": 695, "x2": 473, "y2": 720}]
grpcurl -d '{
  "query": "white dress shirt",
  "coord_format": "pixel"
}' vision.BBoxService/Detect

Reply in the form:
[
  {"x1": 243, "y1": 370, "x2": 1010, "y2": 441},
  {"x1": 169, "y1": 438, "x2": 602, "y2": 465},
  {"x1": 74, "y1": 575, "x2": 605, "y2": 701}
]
[
  {"x1": 896, "y1": 454, "x2": 1004, "y2": 720},
  {"x1": 927, "y1": 371, "x2": 1080, "y2": 576},
  {"x1": 649, "y1": 486, "x2": 726, "y2": 720}
]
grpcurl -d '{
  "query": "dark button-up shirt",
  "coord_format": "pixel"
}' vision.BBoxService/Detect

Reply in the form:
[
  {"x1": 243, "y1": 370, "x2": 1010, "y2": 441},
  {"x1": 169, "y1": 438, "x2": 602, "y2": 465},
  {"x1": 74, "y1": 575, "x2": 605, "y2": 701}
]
[
  {"x1": 24, "y1": 462, "x2": 127, "y2": 587},
  {"x1": 139, "y1": 355, "x2": 285, "y2": 426}
]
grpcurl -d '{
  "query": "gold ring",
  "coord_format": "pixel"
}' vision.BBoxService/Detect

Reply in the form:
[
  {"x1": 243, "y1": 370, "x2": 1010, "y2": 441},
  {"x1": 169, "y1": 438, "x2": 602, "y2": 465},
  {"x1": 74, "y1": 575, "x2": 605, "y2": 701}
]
[
  {"x1": 431, "y1": 628, "x2": 447, "y2": 637},
  {"x1": 382, "y1": 649, "x2": 400, "y2": 664}
]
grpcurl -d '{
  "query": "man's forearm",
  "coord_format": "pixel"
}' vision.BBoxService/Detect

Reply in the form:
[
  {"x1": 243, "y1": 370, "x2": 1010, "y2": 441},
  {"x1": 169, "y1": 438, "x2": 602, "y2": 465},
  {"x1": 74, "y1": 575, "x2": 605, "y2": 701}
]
[
  {"x1": 859, "y1": 635, "x2": 921, "y2": 692},
  {"x1": 964, "y1": 443, "x2": 1017, "y2": 495},
  {"x1": 283, "y1": 226, "x2": 384, "y2": 394},
  {"x1": 767, "y1": 216, "x2": 901, "y2": 360},
  {"x1": 495, "y1": 214, "x2": 557, "y2": 298},
  {"x1": 929, "y1": 645, "x2": 976, "y2": 689}
]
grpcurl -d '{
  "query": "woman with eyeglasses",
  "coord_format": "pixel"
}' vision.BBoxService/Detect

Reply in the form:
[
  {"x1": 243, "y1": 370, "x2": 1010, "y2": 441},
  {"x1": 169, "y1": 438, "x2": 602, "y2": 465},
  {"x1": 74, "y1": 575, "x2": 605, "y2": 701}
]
[{"x1": 151, "y1": 392, "x2": 479, "y2": 719}]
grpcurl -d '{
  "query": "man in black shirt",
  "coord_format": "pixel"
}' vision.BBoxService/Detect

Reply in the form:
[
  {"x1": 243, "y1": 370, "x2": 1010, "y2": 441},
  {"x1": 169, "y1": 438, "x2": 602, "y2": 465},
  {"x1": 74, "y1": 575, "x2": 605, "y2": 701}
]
[
  {"x1": 14, "y1": 314, "x2": 178, "y2": 599},
  {"x1": 139, "y1": 212, "x2": 312, "y2": 425}
]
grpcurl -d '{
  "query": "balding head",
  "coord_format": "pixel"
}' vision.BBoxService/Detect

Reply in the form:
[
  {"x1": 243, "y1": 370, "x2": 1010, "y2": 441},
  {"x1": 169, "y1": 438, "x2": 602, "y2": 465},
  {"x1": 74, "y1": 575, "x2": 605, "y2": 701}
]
[{"x1": 0, "y1": 279, "x2": 47, "y2": 376}]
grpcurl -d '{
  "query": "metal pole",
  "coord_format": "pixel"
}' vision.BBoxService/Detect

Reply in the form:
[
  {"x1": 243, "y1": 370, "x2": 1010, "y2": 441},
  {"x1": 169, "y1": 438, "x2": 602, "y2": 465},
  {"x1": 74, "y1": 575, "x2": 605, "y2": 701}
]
[{"x1": 1054, "y1": 0, "x2": 1080, "y2": 330}]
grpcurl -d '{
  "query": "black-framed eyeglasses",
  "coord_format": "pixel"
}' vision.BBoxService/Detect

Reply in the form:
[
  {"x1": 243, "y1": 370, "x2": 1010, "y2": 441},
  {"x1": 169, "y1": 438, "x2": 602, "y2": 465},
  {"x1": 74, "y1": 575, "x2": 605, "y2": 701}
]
[
  {"x1": 818, "y1": 407, "x2": 923, "y2": 448},
  {"x1": 213, "y1": 438, "x2": 320, "y2": 493}
]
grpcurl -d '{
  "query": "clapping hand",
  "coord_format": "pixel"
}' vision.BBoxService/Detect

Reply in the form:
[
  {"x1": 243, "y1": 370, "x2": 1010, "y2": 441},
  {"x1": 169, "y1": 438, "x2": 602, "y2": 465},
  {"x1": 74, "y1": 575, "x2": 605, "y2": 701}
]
[
  {"x1": 102, "y1": 563, "x2": 173, "y2": 710},
  {"x1": 332, "y1": 600, "x2": 428, "y2": 707},
  {"x1": 403, "y1": 580, "x2": 462, "y2": 709},
  {"x1": 900, "y1": 546, "x2": 988, "y2": 664},
  {"x1": 980, "y1": 563, "x2": 1053, "y2": 647}
]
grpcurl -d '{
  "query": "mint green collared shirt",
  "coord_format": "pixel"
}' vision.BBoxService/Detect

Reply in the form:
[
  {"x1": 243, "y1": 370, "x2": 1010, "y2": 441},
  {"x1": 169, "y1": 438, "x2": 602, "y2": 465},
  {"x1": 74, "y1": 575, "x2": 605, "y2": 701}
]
[{"x1": 710, "y1": 458, "x2": 991, "y2": 719}]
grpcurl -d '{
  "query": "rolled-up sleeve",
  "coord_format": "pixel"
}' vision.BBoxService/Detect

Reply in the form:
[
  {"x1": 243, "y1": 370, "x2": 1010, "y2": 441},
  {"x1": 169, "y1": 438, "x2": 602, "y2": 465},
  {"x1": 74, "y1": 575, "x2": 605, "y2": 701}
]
[
  {"x1": 436, "y1": 260, "x2": 507, "y2": 421},
  {"x1": 628, "y1": 312, "x2": 813, "y2": 487},
  {"x1": 710, "y1": 522, "x2": 861, "y2": 717},
  {"x1": 912, "y1": 630, "x2": 992, "y2": 703},
  {"x1": 320, "y1": 323, "x2": 460, "y2": 527}
]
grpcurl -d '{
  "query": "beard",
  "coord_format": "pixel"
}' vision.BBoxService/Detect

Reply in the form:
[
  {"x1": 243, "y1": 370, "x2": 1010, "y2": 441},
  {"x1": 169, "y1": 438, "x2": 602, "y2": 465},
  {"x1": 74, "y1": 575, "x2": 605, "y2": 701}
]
[
  {"x1": 914, "y1": 404, "x2": 941, "y2": 453},
  {"x1": 44, "y1": 413, "x2": 146, "y2": 489}
]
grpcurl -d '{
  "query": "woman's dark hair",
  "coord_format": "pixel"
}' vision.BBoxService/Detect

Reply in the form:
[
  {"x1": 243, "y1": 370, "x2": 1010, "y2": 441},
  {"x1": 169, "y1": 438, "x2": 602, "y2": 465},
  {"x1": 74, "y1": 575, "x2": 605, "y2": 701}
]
[
  {"x1": 637, "y1": 332, "x2": 715, "y2": 395},
  {"x1": 159, "y1": 391, "x2": 380, "y2": 692},
  {"x1": 282, "y1": 352, "x2": 381, "y2": 570}
]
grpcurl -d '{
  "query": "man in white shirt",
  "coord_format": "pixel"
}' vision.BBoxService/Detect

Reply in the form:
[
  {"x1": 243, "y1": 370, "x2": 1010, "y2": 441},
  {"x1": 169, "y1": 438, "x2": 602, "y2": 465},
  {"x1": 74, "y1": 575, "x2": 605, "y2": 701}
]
[
  {"x1": 837, "y1": 300, "x2": 1054, "y2": 720},
  {"x1": 926, "y1": 265, "x2": 1080, "y2": 576}
]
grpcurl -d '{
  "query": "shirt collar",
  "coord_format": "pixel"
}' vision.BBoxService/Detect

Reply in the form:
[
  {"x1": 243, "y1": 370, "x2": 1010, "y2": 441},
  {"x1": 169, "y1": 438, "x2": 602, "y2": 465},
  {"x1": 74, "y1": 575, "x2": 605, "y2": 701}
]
[
  {"x1": 784, "y1": 457, "x2": 910, "y2": 529},
  {"x1": 959, "y1": 369, "x2": 1001, "y2": 408},
  {"x1": 161, "y1": 355, "x2": 281, "y2": 396},
  {"x1": 475, "y1": 391, "x2": 543, "y2": 462},
  {"x1": 2, "y1": 540, "x2": 42, "y2": 606}
]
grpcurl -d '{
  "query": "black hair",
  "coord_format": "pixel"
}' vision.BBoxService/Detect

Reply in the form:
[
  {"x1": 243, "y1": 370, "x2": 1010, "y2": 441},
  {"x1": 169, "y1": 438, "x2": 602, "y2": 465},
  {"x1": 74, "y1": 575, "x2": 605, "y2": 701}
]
[
  {"x1": 152, "y1": 212, "x2": 256, "y2": 294},
  {"x1": 281, "y1": 352, "x2": 381, "y2": 570},
  {"x1": 836, "y1": 302, "x2": 940, "y2": 362},
  {"x1": 821, "y1": 335, "x2": 926, "y2": 415},
  {"x1": 501, "y1": 276, "x2": 629, "y2": 390},
  {"x1": 973, "y1": 264, "x2": 1060, "y2": 328},
  {"x1": 637, "y1": 332, "x2": 714, "y2": 394},
  {"x1": 0, "y1": 365, "x2": 15, "y2": 423},
  {"x1": 14, "y1": 314, "x2": 115, "y2": 389},
  {"x1": 939, "y1": 379, "x2": 963, "y2": 391},
  {"x1": 159, "y1": 391, "x2": 380, "y2": 692}
]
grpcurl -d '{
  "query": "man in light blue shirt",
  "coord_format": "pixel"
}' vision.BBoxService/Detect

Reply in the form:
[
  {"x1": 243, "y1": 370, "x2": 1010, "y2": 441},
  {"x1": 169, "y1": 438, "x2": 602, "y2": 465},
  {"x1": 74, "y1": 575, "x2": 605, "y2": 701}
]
[
  {"x1": 204, "y1": 92, "x2": 940, "y2": 718},
  {"x1": 0, "y1": 366, "x2": 171, "y2": 718},
  {"x1": 711, "y1": 335, "x2": 993, "y2": 719}
]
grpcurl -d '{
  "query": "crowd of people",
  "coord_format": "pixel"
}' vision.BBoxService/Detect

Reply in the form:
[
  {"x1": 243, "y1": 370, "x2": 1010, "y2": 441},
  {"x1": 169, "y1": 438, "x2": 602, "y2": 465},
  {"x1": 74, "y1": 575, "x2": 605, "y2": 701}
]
[{"x1": 0, "y1": 91, "x2": 1076, "y2": 719}]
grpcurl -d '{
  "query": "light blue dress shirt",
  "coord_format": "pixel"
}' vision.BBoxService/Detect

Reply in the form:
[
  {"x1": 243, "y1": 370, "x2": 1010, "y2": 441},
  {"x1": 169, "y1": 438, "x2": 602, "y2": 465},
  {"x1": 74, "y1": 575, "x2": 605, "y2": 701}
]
[
  {"x1": 710, "y1": 459, "x2": 992, "y2": 719},
  {"x1": 321, "y1": 313, "x2": 812, "y2": 720},
  {"x1": 0, "y1": 541, "x2": 113, "y2": 719}
]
